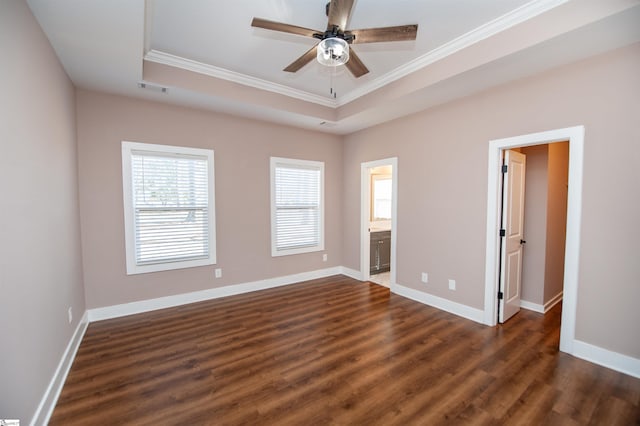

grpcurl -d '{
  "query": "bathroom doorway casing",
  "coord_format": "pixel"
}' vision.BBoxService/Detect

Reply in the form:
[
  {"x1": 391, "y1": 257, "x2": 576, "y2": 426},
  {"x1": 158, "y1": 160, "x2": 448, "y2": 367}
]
[
  {"x1": 484, "y1": 126, "x2": 584, "y2": 354},
  {"x1": 361, "y1": 157, "x2": 398, "y2": 289}
]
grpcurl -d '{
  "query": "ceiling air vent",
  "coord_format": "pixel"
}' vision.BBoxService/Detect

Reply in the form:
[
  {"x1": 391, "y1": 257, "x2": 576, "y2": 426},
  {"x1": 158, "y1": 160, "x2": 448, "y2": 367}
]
[{"x1": 138, "y1": 82, "x2": 168, "y2": 94}]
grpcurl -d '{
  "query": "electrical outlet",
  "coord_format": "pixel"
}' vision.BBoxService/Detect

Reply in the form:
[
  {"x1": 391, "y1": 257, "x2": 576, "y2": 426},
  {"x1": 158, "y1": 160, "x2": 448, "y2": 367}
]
[
  {"x1": 448, "y1": 279, "x2": 456, "y2": 290},
  {"x1": 421, "y1": 272, "x2": 428, "y2": 283},
  {"x1": 322, "y1": 254, "x2": 328, "y2": 262},
  {"x1": 67, "y1": 307, "x2": 73, "y2": 324},
  {"x1": 215, "y1": 268, "x2": 222, "y2": 278}
]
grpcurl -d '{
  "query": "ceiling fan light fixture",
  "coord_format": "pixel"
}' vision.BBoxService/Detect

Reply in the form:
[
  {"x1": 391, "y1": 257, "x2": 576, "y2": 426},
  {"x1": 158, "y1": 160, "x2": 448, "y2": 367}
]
[{"x1": 317, "y1": 37, "x2": 349, "y2": 67}]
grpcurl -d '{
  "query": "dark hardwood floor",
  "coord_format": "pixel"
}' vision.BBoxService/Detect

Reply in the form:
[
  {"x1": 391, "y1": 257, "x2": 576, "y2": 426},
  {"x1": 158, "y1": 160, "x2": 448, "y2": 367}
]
[{"x1": 50, "y1": 276, "x2": 640, "y2": 425}]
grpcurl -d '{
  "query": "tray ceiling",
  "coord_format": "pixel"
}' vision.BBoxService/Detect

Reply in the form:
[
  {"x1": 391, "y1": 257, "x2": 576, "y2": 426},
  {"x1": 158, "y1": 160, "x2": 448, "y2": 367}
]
[{"x1": 27, "y1": 0, "x2": 640, "y2": 134}]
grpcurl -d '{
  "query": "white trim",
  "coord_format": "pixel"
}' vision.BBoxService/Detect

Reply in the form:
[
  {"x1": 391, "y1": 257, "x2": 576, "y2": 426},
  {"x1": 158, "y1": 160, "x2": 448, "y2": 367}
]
[
  {"x1": 339, "y1": 0, "x2": 569, "y2": 105},
  {"x1": 270, "y1": 157, "x2": 325, "y2": 257},
  {"x1": 145, "y1": 50, "x2": 336, "y2": 108},
  {"x1": 394, "y1": 284, "x2": 485, "y2": 324},
  {"x1": 483, "y1": 125, "x2": 584, "y2": 357},
  {"x1": 142, "y1": 0, "x2": 154, "y2": 55},
  {"x1": 573, "y1": 340, "x2": 640, "y2": 379},
  {"x1": 88, "y1": 267, "x2": 342, "y2": 322},
  {"x1": 544, "y1": 291, "x2": 563, "y2": 312},
  {"x1": 31, "y1": 265, "x2": 640, "y2": 425},
  {"x1": 520, "y1": 300, "x2": 544, "y2": 313},
  {"x1": 520, "y1": 292, "x2": 563, "y2": 313},
  {"x1": 340, "y1": 266, "x2": 364, "y2": 281},
  {"x1": 121, "y1": 141, "x2": 217, "y2": 274},
  {"x1": 394, "y1": 283, "x2": 640, "y2": 379},
  {"x1": 31, "y1": 311, "x2": 89, "y2": 426},
  {"x1": 360, "y1": 158, "x2": 398, "y2": 290},
  {"x1": 144, "y1": 1, "x2": 568, "y2": 108}
]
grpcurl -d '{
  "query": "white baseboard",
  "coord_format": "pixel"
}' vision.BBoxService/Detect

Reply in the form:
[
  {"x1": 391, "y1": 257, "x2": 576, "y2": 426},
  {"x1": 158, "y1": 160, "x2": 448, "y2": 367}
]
[
  {"x1": 88, "y1": 266, "x2": 343, "y2": 322},
  {"x1": 573, "y1": 340, "x2": 640, "y2": 379},
  {"x1": 393, "y1": 284, "x2": 485, "y2": 324},
  {"x1": 520, "y1": 291, "x2": 563, "y2": 314},
  {"x1": 520, "y1": 300, "x2": 544, "y2": 313},
  {"x1": 339, "y1": 266, "x2": 363, "y2": 281},
  {"x1": 393, "y1": 286, "x2": 640, "y2": 379},
  {"x1": 31, "y1": 311, "x2": 89, "y2": 426},
  {"x1": 33, "y1": 269, "x2": 638, "y2": 426},
  {"x1": 544, "y1": 291, "x2": 563, "y2": 312}
]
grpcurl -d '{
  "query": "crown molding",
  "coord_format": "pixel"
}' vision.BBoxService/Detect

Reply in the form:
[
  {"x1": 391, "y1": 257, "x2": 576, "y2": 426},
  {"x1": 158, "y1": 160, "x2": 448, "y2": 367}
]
[
  {"x1": 145, "y1": 0, "x2": 568, "y2": 110},
  {"x1": 337, "y1": 0, "x2": 570, "y2": 105},
  {"x1": 144, "y1": 50, "x2": 337, "y2": 108}
]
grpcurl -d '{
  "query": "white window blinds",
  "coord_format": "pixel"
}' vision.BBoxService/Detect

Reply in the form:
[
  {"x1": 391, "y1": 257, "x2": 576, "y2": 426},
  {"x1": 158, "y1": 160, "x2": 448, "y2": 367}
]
[
  {"x1": 122, "y1": 142, "x2": 216, "y2": 274},
  {"x1": 271, "y1": 157, "x2": 324, "y2": 256}
]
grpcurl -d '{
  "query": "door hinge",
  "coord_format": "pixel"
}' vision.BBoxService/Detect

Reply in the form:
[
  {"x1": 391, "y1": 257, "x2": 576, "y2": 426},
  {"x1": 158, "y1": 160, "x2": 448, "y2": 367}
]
[
  {"x1": 498, "y1": 291, "x2": 504, "y2": 300},
  {"x1": 499, "y1": 229, "x2": 506, "y2": 237},
  {"x1": 502, "y1": 164, "x2": 508, "y2": 174}
]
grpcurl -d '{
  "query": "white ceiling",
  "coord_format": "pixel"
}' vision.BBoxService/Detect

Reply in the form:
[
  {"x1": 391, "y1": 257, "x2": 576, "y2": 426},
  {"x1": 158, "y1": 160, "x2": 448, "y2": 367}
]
[
  {"x1": 149, "y1": 0, "x2": 532, "y2": 97},
  {"x1": 27, "y1": 0, "x2": 640, "y2": 134}
]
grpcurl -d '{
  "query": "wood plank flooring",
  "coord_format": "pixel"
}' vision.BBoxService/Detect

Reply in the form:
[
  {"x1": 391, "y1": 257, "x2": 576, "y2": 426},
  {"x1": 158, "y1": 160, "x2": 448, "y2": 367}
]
[{"x1": 50, "y1": 276, "x2": 640, "y2": 425}]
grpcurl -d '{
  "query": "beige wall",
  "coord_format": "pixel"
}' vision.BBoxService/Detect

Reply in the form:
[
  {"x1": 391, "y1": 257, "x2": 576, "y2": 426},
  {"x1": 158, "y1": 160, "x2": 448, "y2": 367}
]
[
  {"x1": 520, "y1": 142, "x2": 569, "y2": 307},
  {"x1": 0, "y1": 1, "x2": 86, "y2": 423},
  {"x1": 76, "y1": 91, "x2": 343, "y2": 308},
  {"x1": 343, "y1": 43, "x2": 640, "y2": 358},
  {"x1": 520, "y1": 145, "x2": 549, "y2": 305},
  {"x1": 3, "y1": 5, "x2": 639, "y2": 420},
  {"x1": 544, "y1": 142, "x2": 569, "y2": 303}
]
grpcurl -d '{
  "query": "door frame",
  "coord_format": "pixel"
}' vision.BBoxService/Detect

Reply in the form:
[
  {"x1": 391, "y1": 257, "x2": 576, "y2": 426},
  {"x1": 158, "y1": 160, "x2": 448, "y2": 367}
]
[
  {"x1": 361, "y1": 157, "x2": 398, "y2": 288},
  {"x1": 483, "y1": 126, "x2": 584, "y2": 354}
]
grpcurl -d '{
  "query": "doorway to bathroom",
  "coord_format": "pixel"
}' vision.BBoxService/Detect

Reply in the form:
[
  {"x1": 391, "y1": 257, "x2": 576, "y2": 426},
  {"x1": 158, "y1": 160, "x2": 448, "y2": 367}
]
[{"x1": 361, "y1": 158, "x2": 398, "y2": 288}]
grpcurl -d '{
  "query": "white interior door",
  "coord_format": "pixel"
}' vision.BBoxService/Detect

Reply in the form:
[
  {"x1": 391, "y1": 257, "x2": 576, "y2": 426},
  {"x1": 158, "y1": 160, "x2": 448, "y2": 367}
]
[{"x1": 499, "y1": 150, "x2": 527, "y2": 323}]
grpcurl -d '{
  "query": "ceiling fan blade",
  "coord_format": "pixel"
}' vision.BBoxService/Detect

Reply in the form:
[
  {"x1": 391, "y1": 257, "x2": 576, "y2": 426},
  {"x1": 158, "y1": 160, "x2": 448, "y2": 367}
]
[
  {"x1": 251, "y1": 17, "x2": 319, "y2": 38},
  {"x1": 284, "y1": 44, "x2": 319, "y2": 73},
  {"x1": 350, "y1": 25, "x2": 418, "y2": 44},
  {"x1": 327, "y1": 0, "x2": 355, "y2": 31},
  {"x1": 345, "y1": 49, "x2": 369, "y2": 78}
]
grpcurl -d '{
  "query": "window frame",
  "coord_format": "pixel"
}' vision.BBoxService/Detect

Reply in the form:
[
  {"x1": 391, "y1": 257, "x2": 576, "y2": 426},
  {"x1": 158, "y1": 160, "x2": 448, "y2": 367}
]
[
  {"x1": 270, "y1": 157, "x2": 325, "y2": 257},
  {"x1": 121, "y1": 141, "x2": 216, "y2": 275}
]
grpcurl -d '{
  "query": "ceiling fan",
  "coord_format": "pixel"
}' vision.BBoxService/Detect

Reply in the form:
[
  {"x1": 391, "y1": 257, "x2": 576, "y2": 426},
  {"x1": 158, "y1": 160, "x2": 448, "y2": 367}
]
[{"x1": 251, "y1": 0, "x2": 418, "y2": 78}]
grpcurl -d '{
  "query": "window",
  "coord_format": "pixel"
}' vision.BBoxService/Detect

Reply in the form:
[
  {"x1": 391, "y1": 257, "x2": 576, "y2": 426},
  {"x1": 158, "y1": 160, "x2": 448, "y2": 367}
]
[
  {"x1": 270, "y1": 157, "x2": 324, "y2": 257},
  {"x1": 372, "y1": 175, "x2": 392, "y2": 220},
  {"x1": 122, "y1": 141, "x2": 216, "y2": 274}
]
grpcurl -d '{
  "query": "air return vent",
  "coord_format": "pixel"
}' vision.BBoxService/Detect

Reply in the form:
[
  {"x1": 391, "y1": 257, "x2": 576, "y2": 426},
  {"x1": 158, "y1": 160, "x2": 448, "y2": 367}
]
[{"x1": 137, "y1": 82, "x2": 168, "y2": 94}]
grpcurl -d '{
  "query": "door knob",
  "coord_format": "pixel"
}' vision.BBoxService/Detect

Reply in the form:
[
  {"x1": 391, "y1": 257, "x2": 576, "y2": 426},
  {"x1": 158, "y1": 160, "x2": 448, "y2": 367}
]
[{"x1": 520, "y1": 239, "x2": 527, "y2": 244}]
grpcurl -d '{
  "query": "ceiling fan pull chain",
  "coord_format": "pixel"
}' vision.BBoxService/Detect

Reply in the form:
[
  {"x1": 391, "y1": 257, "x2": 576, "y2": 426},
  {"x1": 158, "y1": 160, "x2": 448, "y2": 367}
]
[
  {"x1": 331, "y1": 65, "x2": 337, "y2": 98},
  {"x1": 330, "y1": 66, "x2": 334, "y2": 97}
]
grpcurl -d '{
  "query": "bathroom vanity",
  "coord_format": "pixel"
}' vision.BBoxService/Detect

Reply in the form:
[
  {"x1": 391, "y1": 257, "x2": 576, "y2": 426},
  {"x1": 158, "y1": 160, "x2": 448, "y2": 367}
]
[{"x1": 370, "y1": 230, "x2": 391, "y2": 274}]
